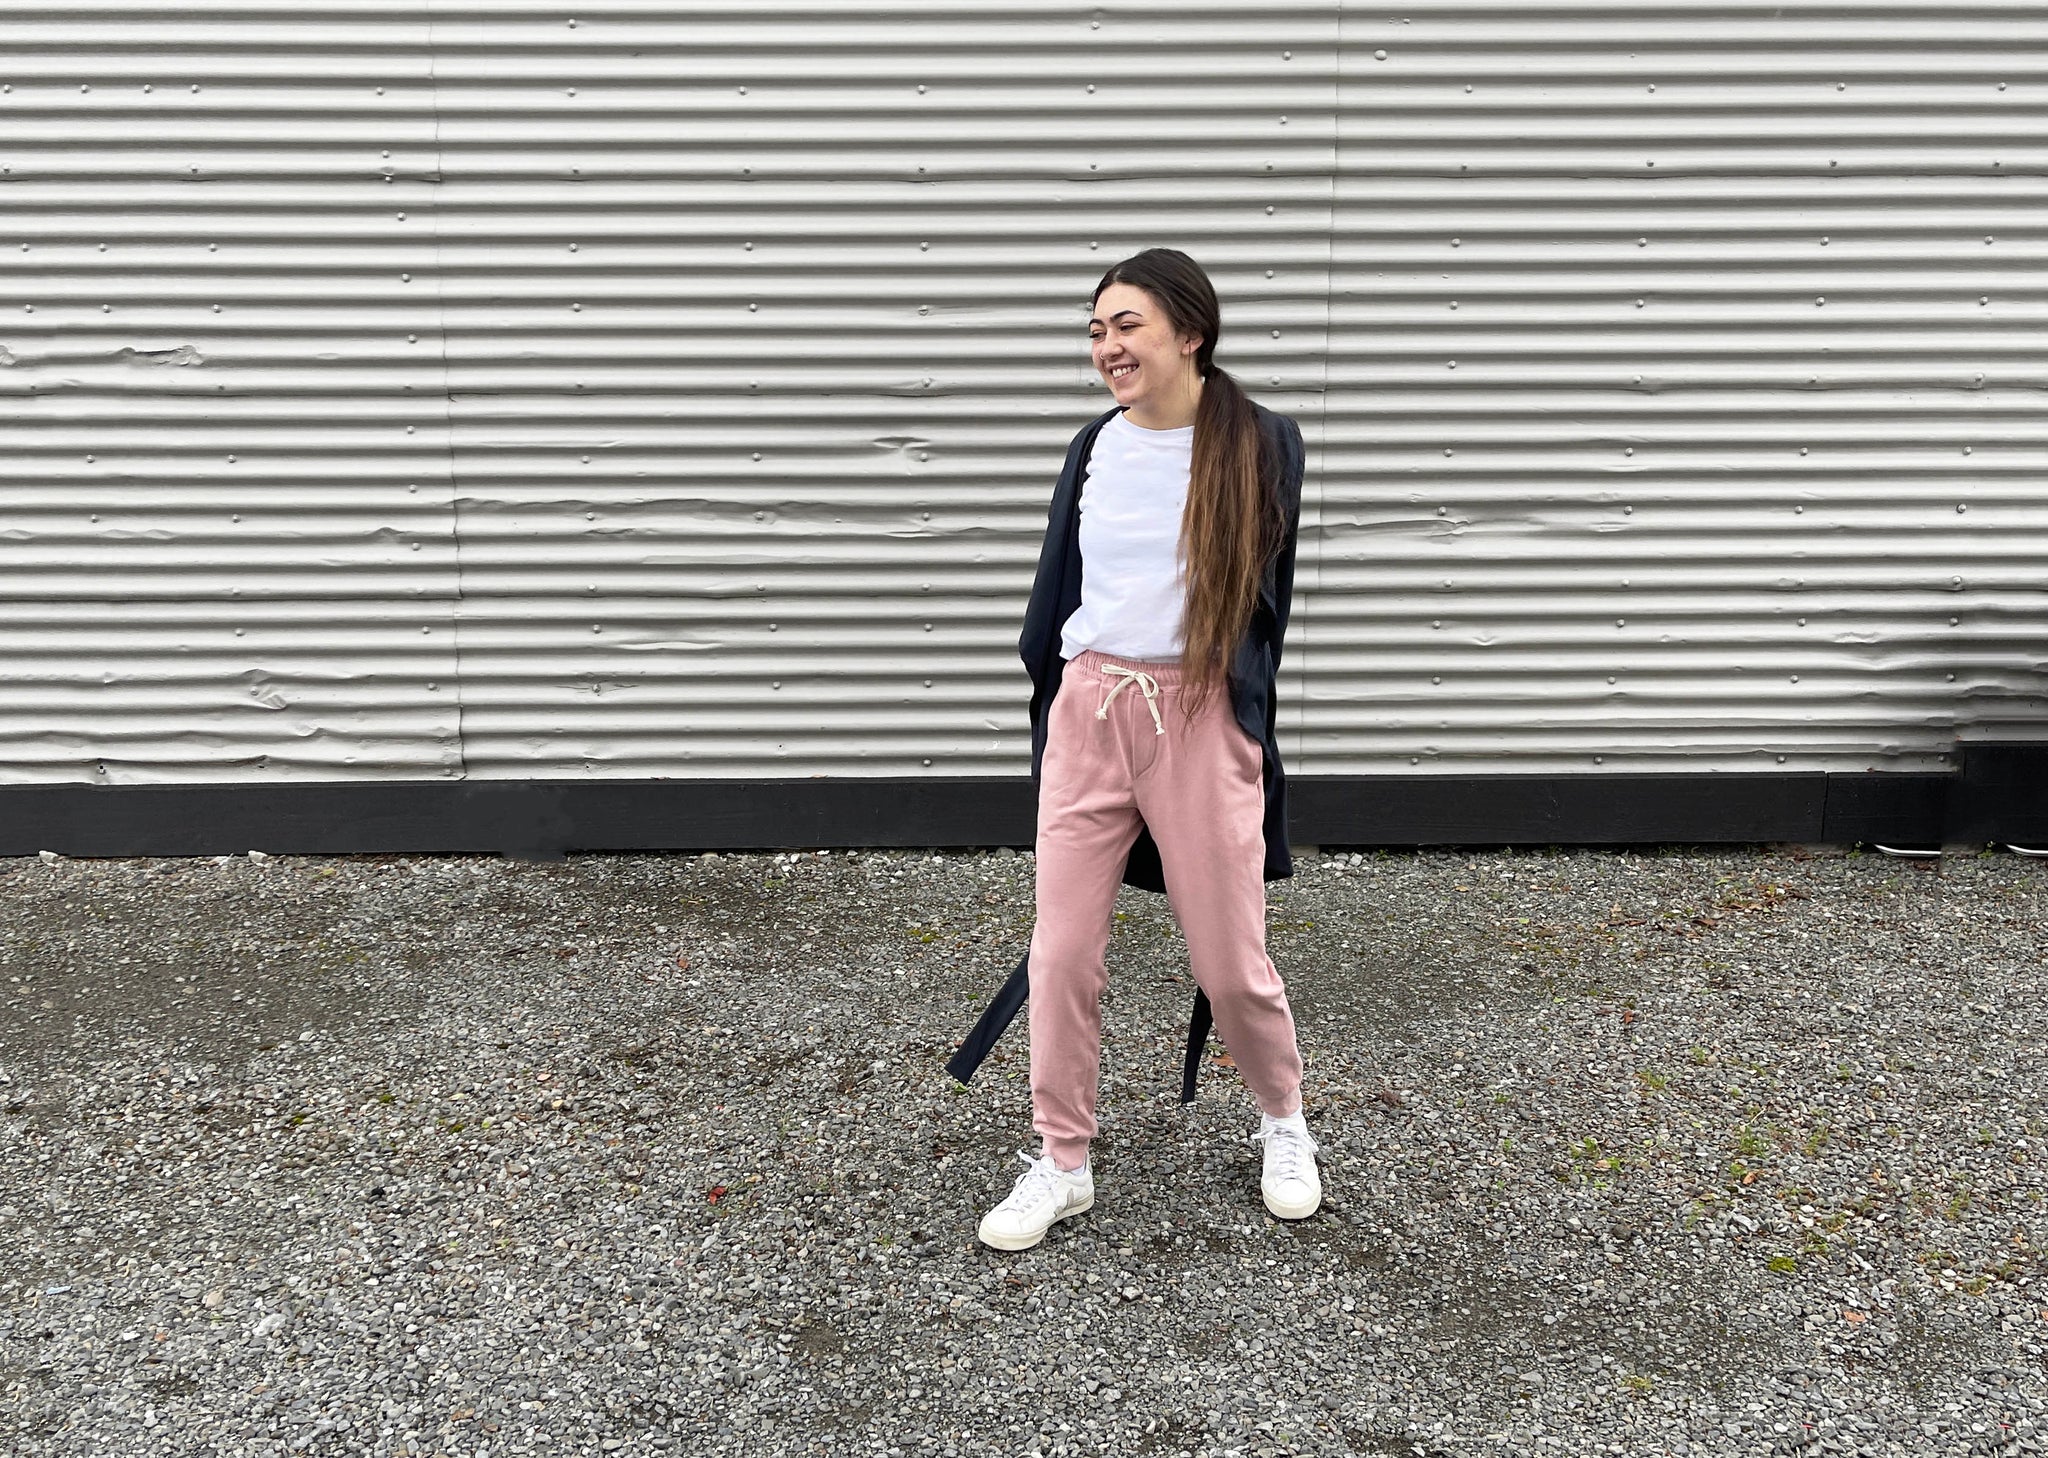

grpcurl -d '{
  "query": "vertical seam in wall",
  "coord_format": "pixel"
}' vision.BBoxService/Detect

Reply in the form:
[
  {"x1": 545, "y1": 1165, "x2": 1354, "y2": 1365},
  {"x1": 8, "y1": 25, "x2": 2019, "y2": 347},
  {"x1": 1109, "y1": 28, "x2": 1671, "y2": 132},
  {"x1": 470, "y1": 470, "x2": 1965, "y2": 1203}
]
[
  {"x1": 1306, "y1": 0, "x2": 1343, "y2": 781},
  {"x1": 422, "y1": 0, "x2": 468, "y2": 780}
]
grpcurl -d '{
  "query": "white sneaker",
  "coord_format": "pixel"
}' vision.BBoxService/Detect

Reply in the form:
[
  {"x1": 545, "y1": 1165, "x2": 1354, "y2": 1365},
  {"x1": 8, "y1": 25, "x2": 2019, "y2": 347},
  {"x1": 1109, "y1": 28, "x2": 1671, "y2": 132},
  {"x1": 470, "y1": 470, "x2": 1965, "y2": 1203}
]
[
  {"x1": 977, "y1": 1151, "x2": 1094, "y2": 1251},
  {"x1": 1252, "y1": 1111, "x2": 1321, "y2": 1219}
]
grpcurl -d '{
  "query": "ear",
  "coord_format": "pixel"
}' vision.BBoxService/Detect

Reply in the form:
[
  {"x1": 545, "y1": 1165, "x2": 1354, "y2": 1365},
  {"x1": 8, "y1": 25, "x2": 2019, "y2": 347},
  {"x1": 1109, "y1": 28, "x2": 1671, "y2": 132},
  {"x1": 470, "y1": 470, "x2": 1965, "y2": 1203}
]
[{"x1": 1182, "y1": 336, "x2": 1203, "y2": 356}]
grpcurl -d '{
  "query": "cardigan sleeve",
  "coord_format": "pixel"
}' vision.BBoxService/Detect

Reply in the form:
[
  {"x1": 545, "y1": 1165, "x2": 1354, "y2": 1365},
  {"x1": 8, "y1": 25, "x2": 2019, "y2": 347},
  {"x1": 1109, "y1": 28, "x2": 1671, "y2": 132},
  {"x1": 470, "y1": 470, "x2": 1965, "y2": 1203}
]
[{"x1": 1263, "y1": 412, "x2": 1306, "y2": 668}]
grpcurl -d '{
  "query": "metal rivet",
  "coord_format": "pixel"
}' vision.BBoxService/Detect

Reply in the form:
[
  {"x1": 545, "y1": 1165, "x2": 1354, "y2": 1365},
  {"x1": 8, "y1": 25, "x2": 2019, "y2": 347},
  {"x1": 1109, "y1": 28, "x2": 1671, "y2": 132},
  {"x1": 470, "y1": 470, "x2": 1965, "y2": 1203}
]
[
  {"x1": 85, "y1": 454, "x2": 95, "y2": 462},
  {"x1": 1647, "y1": 84, "x2": 1656, "y2": 92},
  {"x1": 101, "y1": 303, "x2": 110, "y2": 312},
  {"x1": 919, "y1": 242, "x2": 928, "y2": 251},
  {"x1": 1431, "y1": 619, "x2": 1441, "y2": 628},
  {"x1": 1798, "y1": 447, "x2": 1808, "y2": 455},
  {"x1": 1449, "y1": 237, "x2": 1460, "y2": 247},
  {"x1": 1794, "y1": 505, "x2": 1804, "y2": 513},
  {"x1": 1606, "y1": 676, "x2": 1616, "y2": 685},
  {"x1": 1815, "y1": 296, "x2": 1825, "y2": 306},
  {"x1": 1435, "y1": 506, "x2": 1447, "y2": 516},
  {"x1": 1086, "y1": 85, "x2": 1095, "y2": 93},
  {"x1": 568, "y1": 17, "x2": 576, "y2": 25},
  {"x1": 400, "y1": 272, "x2": 410, "y2": 281},
  {"x1": 1446, "y1": 360, "x2": 1456, "y2": 369},
  {"x1": 744, "y1": 242, "x2": 752, "y2": 250},
  {"x1": 1957, "y1": 504, "x2": 1967, "y2": 513},
  {"x1": 566, "y1": 88, "x2": 576, "y2": 96},
  {"x1": 212, "y1": 303, "x2": 221, "y2": 312},
  {"x1": 1464, "y1": 84, "x2": 1473, "y2": 93},
  {"x1": 1623, "y1": 505, "x2": 1633, "y2": 514},
  {"x1": 1949, "y1": 618, "x2": 1958, "y2": 627},
  {"x1": 917, "y1": 85, "x2": 926, "y2": 93},
  {"x1": 1963, "y1": 445, "x2": 1972, "y2": 455},
  {"x1": 1637, "y1": 237, "x2": 1647, "y2": 246},
  {"x1": 1615, "y1": 619, "x2": 1625, "y2": 627},
  {"x1": 1836, "y1": 82, "x2": 1846, "y2": 91},
  {"x1": 406, "y1": 333, "x2": 417, "y2": 342},
  {"x1": 1374, "y1": 49, "x2": 1387, "y2": 60},
  {"x1": 1797, "y1": 618, "x2": 1806, "y2": 627},
  {"x1": 1265, "y1": 206, "x2": 1274, "y2": 215},
  {"x1": 568, "y1": 243, "x2": 578, "y2": 252},
  {"x1": 1431, "y1": 676, "x2": 1441, "y2": 685},
  {"x1": 748, "y1": 302, "x2": 757, "y2": 311},
  {"x1": 1790, "y1": 675, "x2": 1800, "y2": 683},
  {"x1": 1635, "y1": 298, "x2": 1645, "y2": 308},
  {"x1": 1282, "y1": 51, "x2": 1291, "y2": 59},
  {"x1": 1443, "y1": 448, "x2": 1453, "y2": 457},
  {"x1": 1594, "y1": 756, "x2": 1604, "y2": 765},
  {"x1": 397, "y1": 212, "x2": 406, "y2": 220},
  {"x1": 1819, "y1": 236, "x2": 1829, "y2": 245},
  {"x1": 1623, "y1": 447, "x2": 1634, "y2": 456},
  {"x1": 1979, "y1": 296, "x2": 1989, "y2": 305},
  {"x1": 1448, "y1": 300, "x2": 1457, "y2": 309},
  {"x1": 1271, "y1": 329, "x2": 1281, "y2": 338},
  {"x1": 376, "y1": 87, "x2": 385, "y2": 95}
]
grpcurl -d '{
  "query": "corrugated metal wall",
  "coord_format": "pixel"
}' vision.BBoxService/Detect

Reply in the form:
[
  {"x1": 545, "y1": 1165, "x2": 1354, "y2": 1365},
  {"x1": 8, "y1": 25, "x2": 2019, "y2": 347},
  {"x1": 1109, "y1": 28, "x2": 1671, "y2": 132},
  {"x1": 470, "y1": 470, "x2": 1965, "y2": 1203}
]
[{"x1": 3, "y1": 2, "x2": 2042, "y2": 787}]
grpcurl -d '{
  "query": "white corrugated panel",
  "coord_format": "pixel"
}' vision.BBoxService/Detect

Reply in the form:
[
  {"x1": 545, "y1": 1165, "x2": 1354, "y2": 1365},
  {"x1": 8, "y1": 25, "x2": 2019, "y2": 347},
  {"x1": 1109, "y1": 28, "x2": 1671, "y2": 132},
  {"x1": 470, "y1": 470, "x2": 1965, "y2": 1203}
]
[{"x1": 1, "y1": 2, "x2": 2039, "y2": 786}]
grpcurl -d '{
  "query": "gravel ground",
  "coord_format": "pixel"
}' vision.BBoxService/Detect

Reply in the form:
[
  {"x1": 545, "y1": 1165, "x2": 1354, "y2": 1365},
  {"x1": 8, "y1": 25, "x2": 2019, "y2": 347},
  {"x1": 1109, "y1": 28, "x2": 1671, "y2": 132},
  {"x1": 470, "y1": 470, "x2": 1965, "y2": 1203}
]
[{"x1": 1, "y1": 842, "x2": 2043, "y2": 1458}]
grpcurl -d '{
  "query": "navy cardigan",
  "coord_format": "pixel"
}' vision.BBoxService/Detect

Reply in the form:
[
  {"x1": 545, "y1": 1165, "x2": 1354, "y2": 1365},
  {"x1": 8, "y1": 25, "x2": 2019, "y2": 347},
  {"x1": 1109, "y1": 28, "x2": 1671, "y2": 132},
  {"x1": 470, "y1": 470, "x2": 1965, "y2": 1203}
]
[{"x1": 946, "y1": 401, "x2": 1306, "y2": 1101}]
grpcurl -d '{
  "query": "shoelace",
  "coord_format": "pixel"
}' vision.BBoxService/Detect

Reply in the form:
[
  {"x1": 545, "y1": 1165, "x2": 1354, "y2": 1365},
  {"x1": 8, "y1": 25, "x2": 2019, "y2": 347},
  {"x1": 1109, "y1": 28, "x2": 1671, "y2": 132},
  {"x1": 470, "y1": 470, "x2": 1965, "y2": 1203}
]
[
  {"x1": 1251, "y1": 1123, "x2": 1319, "y2": 1185},
  {"x1": 999, "y1": 1151, "x2": 1069, "y2": 1213},
  {"x1": 1095, "y1": 664, "x2": 1165, "y2": 736}
]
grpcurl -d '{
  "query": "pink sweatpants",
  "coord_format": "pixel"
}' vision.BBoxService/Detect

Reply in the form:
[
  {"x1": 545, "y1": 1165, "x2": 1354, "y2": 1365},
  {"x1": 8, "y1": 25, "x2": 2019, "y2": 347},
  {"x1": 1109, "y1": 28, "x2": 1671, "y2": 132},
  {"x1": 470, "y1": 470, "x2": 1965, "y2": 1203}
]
[{"x1": 1028, "y1": 649, "x2": 1305, "y2": 1169}]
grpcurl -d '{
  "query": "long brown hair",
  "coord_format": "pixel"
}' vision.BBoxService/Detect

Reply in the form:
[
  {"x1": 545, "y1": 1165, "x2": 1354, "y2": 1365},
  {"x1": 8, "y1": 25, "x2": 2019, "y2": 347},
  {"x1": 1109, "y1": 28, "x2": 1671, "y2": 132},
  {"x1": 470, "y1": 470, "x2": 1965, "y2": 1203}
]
[{"x1": 1092, "y1": 248, "x2": 1283, "y2": 713}]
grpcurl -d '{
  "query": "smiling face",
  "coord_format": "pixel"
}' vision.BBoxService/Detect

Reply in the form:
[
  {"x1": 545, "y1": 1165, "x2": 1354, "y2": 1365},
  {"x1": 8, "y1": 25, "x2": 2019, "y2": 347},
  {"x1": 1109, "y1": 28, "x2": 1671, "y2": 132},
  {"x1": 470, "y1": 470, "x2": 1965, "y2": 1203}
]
[{"x1": 1088, "y1": 282, "x2": 1204, "y2": 428}]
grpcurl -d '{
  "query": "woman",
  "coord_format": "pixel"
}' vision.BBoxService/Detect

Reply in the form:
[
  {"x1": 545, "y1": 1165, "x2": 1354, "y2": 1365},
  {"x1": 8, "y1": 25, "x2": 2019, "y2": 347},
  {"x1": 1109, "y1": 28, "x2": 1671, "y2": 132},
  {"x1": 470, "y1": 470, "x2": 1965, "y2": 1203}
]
[{"x1": 977, "y1": 248, "x2": 1318, "y2": 1252}]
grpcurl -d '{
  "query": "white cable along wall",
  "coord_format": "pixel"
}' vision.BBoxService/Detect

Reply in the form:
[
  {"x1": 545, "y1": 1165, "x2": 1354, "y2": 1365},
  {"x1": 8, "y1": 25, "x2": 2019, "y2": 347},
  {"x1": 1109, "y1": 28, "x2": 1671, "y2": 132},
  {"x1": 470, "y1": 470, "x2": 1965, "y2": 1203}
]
[{"x1": 1, "y1": 3, "x2": 2041, "y2": 787}]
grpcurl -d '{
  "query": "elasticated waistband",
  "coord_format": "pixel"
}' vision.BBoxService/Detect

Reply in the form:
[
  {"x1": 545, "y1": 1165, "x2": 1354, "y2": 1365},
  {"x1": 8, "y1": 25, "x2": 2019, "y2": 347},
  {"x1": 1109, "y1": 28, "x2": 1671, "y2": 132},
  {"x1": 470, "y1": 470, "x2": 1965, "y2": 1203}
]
[{"x1": 1068, "y1": 648, "x2": 1186, "y2": 687}]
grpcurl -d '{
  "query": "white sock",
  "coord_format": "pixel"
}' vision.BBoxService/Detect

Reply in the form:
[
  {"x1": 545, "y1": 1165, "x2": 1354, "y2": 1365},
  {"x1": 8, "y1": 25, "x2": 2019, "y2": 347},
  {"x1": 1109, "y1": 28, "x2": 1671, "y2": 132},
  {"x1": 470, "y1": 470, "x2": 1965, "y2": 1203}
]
[{"x1": 1263, "y1": 1108, "x2": 1308, "y2": 1134}]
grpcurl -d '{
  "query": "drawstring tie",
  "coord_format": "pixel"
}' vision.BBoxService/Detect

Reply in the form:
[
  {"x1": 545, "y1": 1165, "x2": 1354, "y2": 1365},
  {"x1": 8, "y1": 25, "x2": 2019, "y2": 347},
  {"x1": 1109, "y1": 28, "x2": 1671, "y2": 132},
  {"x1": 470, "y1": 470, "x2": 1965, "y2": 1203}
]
[{"x1": 1096, "y1": 664, "x2": 1165, "y2": 736}]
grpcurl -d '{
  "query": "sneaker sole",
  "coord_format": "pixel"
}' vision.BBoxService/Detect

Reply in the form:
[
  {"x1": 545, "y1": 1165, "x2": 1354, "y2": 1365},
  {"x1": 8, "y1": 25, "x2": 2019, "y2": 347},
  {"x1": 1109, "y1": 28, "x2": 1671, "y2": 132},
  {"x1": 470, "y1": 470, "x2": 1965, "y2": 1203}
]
[
  {"x1": 977, "y1": 1193, "x2": 1094, "y2": 1252},
  {"x1": 1262, "y1": 1187, "x2": 1319, "y2": 1220}
]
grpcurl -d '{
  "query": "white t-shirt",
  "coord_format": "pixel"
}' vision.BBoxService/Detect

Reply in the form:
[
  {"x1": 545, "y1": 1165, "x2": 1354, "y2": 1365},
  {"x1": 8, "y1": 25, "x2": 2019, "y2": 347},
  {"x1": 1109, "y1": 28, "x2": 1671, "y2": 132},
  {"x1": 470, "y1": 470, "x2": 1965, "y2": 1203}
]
[{"x1": 1059, "y1": 411, "x2": 1194, "y2": 661}]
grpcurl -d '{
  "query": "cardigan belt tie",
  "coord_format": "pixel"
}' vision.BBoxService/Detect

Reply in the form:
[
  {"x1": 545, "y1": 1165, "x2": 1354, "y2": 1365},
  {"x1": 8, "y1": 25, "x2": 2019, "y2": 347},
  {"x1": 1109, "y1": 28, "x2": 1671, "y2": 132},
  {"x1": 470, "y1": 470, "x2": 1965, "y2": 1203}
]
[{"x1": 1095, "y1": 664, "x2": 1165, "y2": 736}]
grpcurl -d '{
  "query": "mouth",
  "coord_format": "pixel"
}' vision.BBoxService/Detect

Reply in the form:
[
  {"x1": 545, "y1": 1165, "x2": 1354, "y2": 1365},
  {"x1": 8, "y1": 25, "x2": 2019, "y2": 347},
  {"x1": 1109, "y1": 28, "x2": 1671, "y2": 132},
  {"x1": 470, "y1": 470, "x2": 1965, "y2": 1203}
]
[{"x1": 1106, "y1": 362, "x2": 1138, "y2": 383}]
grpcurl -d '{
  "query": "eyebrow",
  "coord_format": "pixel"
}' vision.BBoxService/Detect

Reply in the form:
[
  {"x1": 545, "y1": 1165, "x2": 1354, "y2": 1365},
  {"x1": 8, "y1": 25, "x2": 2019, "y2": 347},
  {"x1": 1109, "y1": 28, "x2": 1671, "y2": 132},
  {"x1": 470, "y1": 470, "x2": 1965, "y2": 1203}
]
[{"x1": 1087, "y1": 309, "x2": 1143, "y2": 329}]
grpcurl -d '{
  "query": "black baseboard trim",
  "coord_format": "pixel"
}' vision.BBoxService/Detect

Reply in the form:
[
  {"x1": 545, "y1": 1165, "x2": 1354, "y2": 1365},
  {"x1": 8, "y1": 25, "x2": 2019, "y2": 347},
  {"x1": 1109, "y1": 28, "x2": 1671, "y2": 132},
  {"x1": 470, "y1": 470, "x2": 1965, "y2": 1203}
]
[{"x1": 2, "y1": 747, "x2": 2041, "y2": 860}]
